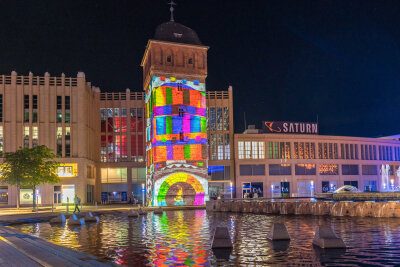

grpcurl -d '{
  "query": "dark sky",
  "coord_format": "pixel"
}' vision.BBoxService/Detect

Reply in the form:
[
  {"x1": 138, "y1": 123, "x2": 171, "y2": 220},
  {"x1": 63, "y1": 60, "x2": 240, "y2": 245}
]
[{"x1": 1, "y1": 0, "x2": 400, "y2": 137}]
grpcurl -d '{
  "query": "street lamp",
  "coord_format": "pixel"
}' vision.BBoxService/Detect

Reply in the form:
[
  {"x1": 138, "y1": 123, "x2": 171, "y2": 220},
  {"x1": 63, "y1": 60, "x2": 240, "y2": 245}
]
[{"x1": 230, "y1": 182, "x2": 233, "y2": 199}]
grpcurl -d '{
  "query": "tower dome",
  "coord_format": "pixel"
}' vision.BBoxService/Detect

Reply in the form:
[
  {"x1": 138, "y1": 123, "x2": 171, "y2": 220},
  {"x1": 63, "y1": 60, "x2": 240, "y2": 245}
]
[{"x1": 153, "y1": 21, "x2": 202, "y2": 45}]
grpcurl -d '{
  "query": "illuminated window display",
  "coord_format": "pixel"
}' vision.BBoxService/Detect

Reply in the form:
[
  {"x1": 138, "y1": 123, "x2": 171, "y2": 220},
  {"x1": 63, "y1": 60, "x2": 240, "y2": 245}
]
[
  {"x1": 57, "y1": 163, "x2": 78, "y2": 177},
  {"x1": 145, "y1": 76, "x2": 208, "y2": 206}
]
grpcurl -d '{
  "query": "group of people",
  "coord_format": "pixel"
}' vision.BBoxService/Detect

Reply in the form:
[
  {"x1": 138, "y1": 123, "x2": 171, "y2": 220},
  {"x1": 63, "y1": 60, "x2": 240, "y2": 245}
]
[{"x1": 244, "y1": 188, "x2": 263, "y2": 199}]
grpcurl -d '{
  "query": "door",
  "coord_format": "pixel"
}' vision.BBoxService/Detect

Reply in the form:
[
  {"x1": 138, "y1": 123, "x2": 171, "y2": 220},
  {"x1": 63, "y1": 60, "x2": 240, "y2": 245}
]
[
  {"x1": 242, "y1": 183, "x2": 251, "y2": 198},
  {"x1": 281, "y1": 182, "x2": 290, "y2": 198}
]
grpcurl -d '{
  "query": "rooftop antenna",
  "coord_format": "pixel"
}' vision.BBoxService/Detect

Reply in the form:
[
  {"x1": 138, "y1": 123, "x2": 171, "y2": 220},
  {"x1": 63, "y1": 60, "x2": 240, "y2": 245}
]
[{"x1": 168, "y1": 1, "x2": 176, "y2": 22}]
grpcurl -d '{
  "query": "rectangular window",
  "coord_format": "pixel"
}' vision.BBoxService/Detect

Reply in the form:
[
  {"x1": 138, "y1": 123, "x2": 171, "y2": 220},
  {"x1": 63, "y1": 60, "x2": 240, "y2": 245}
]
[
  {"x1": 216, "y1": 107, "x2": 222, "y2": 130},
  {"x1": 101, "y1": 168, "x2": 128, "y2": 183},
  {"x1": 268, "y1": 142, "x2": 273, "y2": 159},
  {"x1": 24, "y1": 126, "x2": 29, "y2": 148},
  {"x1": 57, "y1": 127, "x2": 62, "y2": 156},
  {"x1": 132, "y1": 168, "x2": 146, "y2": 183},
  {"x1": 294, "y1": 142, "x2": 299, "y2": 159},
  {"x1": 0, "y1": 126, "x2": 3, "y2": 157},
  {"x1": 24, "y1": 95, "x2": 29, "y2": 122},
  {"x1": 251, "y1": 141, "x2": 258, "y2": 159},
  {"x1": 350, "y1": 144, "x2": 354, "y2": 160},
  {"x1": 224, "y1": 134, "x2": 230, "y2": 160},
  {"x1": 319, "y1": 164, "x2": 339, "y2": 175},
  {"x1": 323, "y1": 143, "x2": 328, "y2": 159},
  {"x1": 362, "y1": 165, "x2": 378, "y2": 175},
  {"x1": 32, "y1": 95, "x2": 38, "y2": 123},
  {"x1": 208, "y1": 166, "x2": 231, "y2": 181},
  {"x1": 65, "y1": 127, "x2": 71, "y2": 157},
  {"x1": 57, "y1": 96, "x2": 62, "y2": 123},
  {"x1": 238, "y1": 141, "x2": 244, "y2": 159},
  {"x1": 101, "y1": 108, "x2": 106, "y2": 132},
  {"x1": 345, "y1": 144, "x2": 349, "y2": 159},
  {"x1": 355, "y1": 144, "x2": 359, "y2": 159},
  {"x1": 32, "y1": 126, "x2": 38, "y2": 148},
  {"x1": 341, "y1": 144, "x2": 344, "y2": 159},
  {"x1": 298, "y1": 142, "x2": 304, "y2": 159},
  {"x1": 334, "y1": 143, "x2": 338, "y2": 159},
  {"x1": 295, "y1": 164, "x2": 316, "y2": 175},
  {"x1": 245, "y1": 141, "x2": 251, "y2": 159},
  {"x1": 259, "y1": 141, "x2": 265, "y2": 159},
  {"x1": 269, "y1": 164, "x2": 291, "y2": 175},
  {"x1": 342, "y1": 164, "x2": 359, "y2": 175},
  {"x1": 361, "y1": 145, "x2": 365, "y2": 160},
  {"x1": 209, "y1": 107, "x2": 216, "y2": 131},
  {"x1": 328, "y1": 143, "x2": 333, "y2": 159},
  {"x1": 0, "y1": 94, "x2": 2, "y2": 122},
  {"x1": 239, "y1": 164, "x2": 265, "y2": 176},
  {"x1": 223, "y1": 107, "x2": 229, "y2": 130},
  {"x1": 217, "y1": 134, "x2": 223, "y2": 160},
  {"x1": 310, "y1": 143, "x2": 315, "y2": 159},
  {"x1": 65, "y1": 96, "x2": 70, "y2": 123},
  {"x1": 318, "y1": 143, "x2": 322, "y2": 159},
  {"x1": 210, "y1": 133, "x2": 217, "y2": 160}
]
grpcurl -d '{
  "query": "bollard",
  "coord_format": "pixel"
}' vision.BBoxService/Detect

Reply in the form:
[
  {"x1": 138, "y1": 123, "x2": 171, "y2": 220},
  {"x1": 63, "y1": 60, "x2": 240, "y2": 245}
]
[
  {"x1": 313, "y1": 226, "x2": 346, "y2": 248},
  {"x1": 81, "y1": 203, "x2": 83, "y2": 212},
  {"x1": 95, "y1": 202, "x2": 98, "y2": 210},
  {"x1": 52, "y1": 203, "x2": 54, "y2": 213},
  {"x1": 212, "y1": 227, "x2": 233, "y2": 249},
  {"x1": 267, "y1": 223, "x2": 290, "y2": 241},
  {"x1": 67, "y1": 204, "x2": 69, "y2": 214}
]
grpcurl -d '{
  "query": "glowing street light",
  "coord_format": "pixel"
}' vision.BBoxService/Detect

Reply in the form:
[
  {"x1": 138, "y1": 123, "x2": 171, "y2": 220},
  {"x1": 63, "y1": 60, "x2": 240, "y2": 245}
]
[
  {"x1": 230, "y1": 182, "x2": 233, "y2": 199},
  {"x1": 141, "y1": 183, "x2": 145, "y2": 207}
]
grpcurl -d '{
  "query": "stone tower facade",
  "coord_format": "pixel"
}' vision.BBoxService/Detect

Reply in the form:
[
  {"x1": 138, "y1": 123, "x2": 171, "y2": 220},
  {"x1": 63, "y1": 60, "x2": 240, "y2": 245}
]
[{"x1": 141, "y1": 21, "x2": 209, "y2": 206}]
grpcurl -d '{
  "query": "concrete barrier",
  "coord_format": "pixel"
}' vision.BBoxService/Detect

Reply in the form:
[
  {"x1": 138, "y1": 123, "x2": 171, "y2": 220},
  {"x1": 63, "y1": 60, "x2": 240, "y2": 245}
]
[
  {"x1": 312, "y1": 226, "x2": 345, "y2": 249},
  {"x1": 84, "y1": 212, "x2": 100, "y2": 222},
  {"x1": 68, "y1": 214, "x2": 85, "y2": 225},
  {"x1": 154, "y1": 207, "x2": 163, "y2": 214},
  {"x1": 267, "y1": 223, "x2": 290, "y2": 241},
  {"x1": 212, "y1": 227, "x2": 232, "y2": 249},
  {"x1": 49, "y1": 213, "x2": 66, "y2": 224}
]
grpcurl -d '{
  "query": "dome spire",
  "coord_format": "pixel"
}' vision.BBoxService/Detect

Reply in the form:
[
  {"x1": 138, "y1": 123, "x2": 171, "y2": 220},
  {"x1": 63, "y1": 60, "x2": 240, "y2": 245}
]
[{"x1": 168, "y1": 1, "x2": 176, "y2": 22}]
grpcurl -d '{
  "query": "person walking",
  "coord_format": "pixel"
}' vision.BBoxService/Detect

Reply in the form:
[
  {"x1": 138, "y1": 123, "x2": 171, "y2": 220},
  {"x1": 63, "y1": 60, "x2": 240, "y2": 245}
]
[{"x1": 73, "y1": 194, "x2": 81, "y2": 213}]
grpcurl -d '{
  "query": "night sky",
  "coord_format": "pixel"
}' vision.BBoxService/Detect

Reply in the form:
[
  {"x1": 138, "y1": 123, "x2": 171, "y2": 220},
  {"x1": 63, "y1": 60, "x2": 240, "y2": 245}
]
[{"x1": 1, "y1": 0, "x2": 400, "y2": 137}]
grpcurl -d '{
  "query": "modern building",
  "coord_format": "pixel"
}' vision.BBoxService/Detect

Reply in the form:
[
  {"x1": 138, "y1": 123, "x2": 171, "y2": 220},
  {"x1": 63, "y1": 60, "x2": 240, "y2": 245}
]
[
  {"x1": 235, "y1": 125, "x2": 400, "y2": 198},
  {"x1": 0, "y1": 17, "x2": 234, "y2": 207}
]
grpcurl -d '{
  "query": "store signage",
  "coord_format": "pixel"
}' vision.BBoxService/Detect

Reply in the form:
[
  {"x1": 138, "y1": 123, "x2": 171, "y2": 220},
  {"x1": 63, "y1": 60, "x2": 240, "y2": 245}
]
[{"x1": 262, "y1": 121, "x2": 318, "y2": 134}]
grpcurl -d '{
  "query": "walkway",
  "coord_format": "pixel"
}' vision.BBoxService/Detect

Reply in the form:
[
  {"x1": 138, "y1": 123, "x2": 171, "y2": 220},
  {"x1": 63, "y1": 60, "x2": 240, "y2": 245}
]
[{"x1": 0, "y1": 226, "x2": 114, "y2": 266}]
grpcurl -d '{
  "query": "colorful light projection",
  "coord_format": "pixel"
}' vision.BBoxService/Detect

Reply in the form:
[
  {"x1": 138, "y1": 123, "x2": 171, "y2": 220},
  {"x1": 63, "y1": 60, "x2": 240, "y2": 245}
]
[
  {"x1": 145, "y1": 76, "x2": 208, "y2": 206},
  {"x1": 155, "y1": 173, "x2": 207, "y2": 206}
]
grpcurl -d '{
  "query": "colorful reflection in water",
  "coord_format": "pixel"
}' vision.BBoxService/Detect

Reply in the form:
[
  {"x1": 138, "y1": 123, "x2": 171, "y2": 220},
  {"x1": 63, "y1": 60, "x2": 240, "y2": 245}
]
[{"x1": 12, "y1": 210, "x2": 400, "y2": 266}]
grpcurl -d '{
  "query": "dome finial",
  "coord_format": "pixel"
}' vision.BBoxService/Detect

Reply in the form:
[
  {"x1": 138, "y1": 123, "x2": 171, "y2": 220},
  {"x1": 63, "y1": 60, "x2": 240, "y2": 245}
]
[{"x1": 168, "y1": 1, "x2": 176, "y2": 22}]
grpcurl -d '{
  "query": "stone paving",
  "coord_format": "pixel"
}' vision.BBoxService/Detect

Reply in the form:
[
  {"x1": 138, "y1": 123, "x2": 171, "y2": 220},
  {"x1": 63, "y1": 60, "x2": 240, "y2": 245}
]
[{"x1": 0, "y1": 226, "x2": 114, "y2": 266}]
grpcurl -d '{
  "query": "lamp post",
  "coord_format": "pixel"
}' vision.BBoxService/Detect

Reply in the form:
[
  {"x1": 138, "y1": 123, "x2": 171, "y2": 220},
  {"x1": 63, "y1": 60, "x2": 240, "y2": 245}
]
[
  {"x1": 142, "y1": 183, "x2": 145, "y2": 207},
  {"x1": 230, "y1": 182, "x2": 233, "y2": 199}
]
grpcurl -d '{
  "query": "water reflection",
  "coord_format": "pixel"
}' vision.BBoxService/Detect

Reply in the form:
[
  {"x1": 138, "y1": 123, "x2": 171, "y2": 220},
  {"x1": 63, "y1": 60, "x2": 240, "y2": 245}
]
[{"x1": 11, "y1": 210, "x2": 400, "y2": 266}]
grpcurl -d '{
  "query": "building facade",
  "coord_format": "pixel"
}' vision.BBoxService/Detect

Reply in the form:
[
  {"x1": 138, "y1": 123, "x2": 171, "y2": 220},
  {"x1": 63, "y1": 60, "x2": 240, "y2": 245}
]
[{"x1": 235, "y1": 130, "x2": 400, "y2": 198}]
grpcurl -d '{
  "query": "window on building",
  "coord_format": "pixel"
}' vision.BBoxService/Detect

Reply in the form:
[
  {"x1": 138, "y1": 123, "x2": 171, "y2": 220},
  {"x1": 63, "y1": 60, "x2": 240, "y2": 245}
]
[
  {"x1": 345, "y1": 144, "x2": 350, "y2": 159},
  {"x1": 188, "y1": 58, "x2": 193, "y2": 64},
  {"x1": 166, "y1": 55, "x2": 171, "y2": 63},
  {"x1": 210, "y1": 133, "x2": 217, "y2": 160},
  {"x1": 32, "y1": 126, "x2": 38, "y2": 148},
  {"x1": 101, "y1": 135, "x2": 106, "y2": 162},
  {"x1": 362, "y1": 165, "x2": 377, "y2": 175},
  {"x1": 65, "y1": 127, "x2": 71, "y2": 157},
  {"x1": 295, "y1": 164, "x2": 316, "y2": 175},
  {"x1": 259, "y1": 141, "x2": 265, "y2": 159},
  {"x1": 208, "y1": 165, "x2": 231, "y2": 180},
  {"x1": 355, "y1": 144, "x2": 359, "y2": 159},
  {"x1": 0, "y1": 94, "x2": 2, "y2": 122},
  {"x1": 319, "y1": 164, "x2": 339, "y2": 175},
  {"x1": 244, "y1": 141, "x2": 251, "y2": 159},
  {"x1": 238, "y1": 141, "x2": 244, "y2": 159},
  {"x1": 216, "y1": 107, "x2": 222, "y2": 130},
  {"x1": 269, "y1": 164, "x2": 291, "y2": 175},
  {"x1": 0, "y1": 126, "x2": 3, "y2": 157},
  {"x1": 223, "y1": 107, "x2": 229, "y2": 130},
  {"x1": 318, "y1": 143, "x2": 322, "y2": 159},
  {"x1": 328, "y1": 143, "x2": 333, "y2": 159},
  {"x1": 340, "y1": 144, "x2": 344, "y2": 159},
  {"x1": 101, "y1": 109, "x2": 106, "y2": 132},
  {"x1": 342, "y1": 164, "x2": 359, "y2": 175},
  {"x1": 101, "y1": 168, "x2": 127, "y2": 183},
  {"x1": 217, "y1": 134, "x2": 223, "y2": 160},
  {"x1": 32, "y1": 95, "x2": 38, "y2": 123},
  {"x1": 361, "y1": 144, "x2": 365, "y2": 160},
  {"x1": 209, "y1": 107, "x2": 216, "y2": 131},
  {"x1": 56, "y1": 96, "x2": 62, "y2": 123},
  {"x1": 65, "y1": 96, "x2": 70, "y2": 123},
  {"x1": 224, "y1": 134, "x2": 230, "y2": 160},
  {"x1": 24, "y1": 95, "x2": 29, "y2": 122},
  {"x1": 334, "y1": 143, "x2": 338, "y2": 159},
  {"x1": 0, "y1": 186, "x2": 7, "y2": 203},
  {"x1": 239, "y1": 164, "x2": 265, "y2": 176},
  {"x1": 57, "y1": 127, "x2": 62, "y2": 156},
  {"x1": 24, "y1": 126, "x2": 29, "y2": 148},
  {"x1": 132, "y1": 168, "x2": 146, "y2": 183},
  {"x1": 251, "y1": 141, "x2": 258, "y2": 159}
]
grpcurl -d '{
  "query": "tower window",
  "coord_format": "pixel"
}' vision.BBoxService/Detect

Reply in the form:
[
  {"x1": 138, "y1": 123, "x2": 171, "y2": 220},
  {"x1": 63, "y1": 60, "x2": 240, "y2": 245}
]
[
  {"x1": 188, "y1": 58, "x2": 193, "y2": 64},
  {"x1": 167, "y1": 56, "x2": 172, "y2": 63}
]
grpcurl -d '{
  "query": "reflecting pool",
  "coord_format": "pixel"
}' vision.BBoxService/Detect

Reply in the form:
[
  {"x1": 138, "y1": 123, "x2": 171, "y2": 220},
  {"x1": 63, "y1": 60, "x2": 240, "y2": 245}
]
[{"x1": 11, "y1": 210, "x2": 400, "y2": 266}]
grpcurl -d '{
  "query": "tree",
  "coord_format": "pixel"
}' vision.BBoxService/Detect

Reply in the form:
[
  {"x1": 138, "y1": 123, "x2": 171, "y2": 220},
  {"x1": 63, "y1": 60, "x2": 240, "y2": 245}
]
[{"x1": 1, "y1": 146, "x2": 60, "y2": 210}]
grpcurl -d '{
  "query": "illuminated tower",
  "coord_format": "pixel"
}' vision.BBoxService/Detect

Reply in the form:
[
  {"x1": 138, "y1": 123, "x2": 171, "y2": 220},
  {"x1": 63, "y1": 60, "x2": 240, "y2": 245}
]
[{"x1": 141, "y1": 7, "x2": 209, "y2": 206}]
